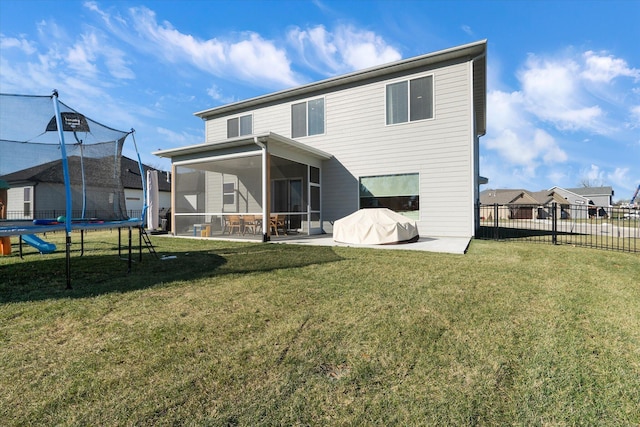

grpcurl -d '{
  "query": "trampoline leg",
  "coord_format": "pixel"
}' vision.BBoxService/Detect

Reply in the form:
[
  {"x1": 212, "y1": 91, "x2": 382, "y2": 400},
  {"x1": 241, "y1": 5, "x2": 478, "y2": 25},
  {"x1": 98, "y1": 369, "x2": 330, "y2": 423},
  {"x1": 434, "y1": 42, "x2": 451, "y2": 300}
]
[
  {"x1": 128, "y1": 227, "x2": 132, "y2": 273},
  {"x1": 65, "y1": 234, "x2": 72, "y2": 290},
  {"x1": 138, "y1": 226, "x2": 142, "y2": 262}
]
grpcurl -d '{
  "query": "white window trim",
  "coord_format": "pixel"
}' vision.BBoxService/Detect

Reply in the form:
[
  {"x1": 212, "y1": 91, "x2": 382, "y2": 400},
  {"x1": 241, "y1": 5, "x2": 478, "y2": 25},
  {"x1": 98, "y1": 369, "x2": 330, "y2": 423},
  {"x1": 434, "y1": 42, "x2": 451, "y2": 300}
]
[
  {"x1": 384, "y1": 73, "x2": 435, "y2": 127},
  {"x1": 291, "y1": 96, "x2": 326, "y2": 138}
]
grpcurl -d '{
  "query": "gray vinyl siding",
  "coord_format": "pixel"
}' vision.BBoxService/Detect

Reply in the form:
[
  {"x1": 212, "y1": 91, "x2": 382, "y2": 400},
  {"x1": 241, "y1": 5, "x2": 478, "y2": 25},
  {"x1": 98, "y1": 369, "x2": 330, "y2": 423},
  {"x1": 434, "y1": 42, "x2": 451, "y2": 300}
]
[{"x1": 203, "y1": 59, "x2": 476, "y2": 237}]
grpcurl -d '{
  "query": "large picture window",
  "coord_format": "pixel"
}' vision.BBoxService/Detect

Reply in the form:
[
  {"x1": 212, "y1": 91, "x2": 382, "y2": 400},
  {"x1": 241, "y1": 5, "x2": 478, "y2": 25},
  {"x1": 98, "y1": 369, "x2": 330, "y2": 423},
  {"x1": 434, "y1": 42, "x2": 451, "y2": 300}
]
[
  {"x1": 227, "y1": 114, "x2": 252, "y2": 138},
  {"x1": 359, "y1": 173, "x2": 419, "y2": 219},
  {"x1": 386, "y1": 75, "x2": 433, "y2": 125},
  {"x1": 292, "y1": 98, "x2": 324, "y2": 138}
]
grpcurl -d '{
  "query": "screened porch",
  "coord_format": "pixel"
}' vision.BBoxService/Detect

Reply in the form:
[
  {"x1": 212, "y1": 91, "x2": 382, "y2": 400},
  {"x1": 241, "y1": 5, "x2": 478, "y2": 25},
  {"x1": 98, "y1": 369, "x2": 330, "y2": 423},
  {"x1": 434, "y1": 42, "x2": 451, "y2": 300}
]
[{"x1": 159, "y1": 133, "x2": 331, "y2": 241}]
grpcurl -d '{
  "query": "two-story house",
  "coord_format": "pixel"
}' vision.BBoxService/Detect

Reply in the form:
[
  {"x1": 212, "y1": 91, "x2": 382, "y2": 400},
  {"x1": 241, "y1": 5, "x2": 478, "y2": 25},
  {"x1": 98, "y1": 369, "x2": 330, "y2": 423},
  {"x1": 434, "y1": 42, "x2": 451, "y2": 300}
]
[{"x1": 154, "y1": 40, "x2": 487, "y2": 241}]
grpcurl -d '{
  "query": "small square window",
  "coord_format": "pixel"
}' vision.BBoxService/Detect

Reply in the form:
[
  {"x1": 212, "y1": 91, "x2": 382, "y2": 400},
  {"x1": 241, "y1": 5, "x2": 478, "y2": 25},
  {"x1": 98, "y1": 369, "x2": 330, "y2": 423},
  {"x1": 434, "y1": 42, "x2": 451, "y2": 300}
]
[
  {"x1": 227, "y1": 115, "x2": 252, "y2": 138},
  {"x1": 223, "y1": 182, "x2": 235, "y2": 205}
]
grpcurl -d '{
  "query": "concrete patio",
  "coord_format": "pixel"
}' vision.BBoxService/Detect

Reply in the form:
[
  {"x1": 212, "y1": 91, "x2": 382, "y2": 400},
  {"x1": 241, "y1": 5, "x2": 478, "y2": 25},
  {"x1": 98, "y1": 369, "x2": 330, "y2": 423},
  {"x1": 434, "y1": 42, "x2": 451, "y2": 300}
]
[{"x1": 271, "y1": 234, "x2": 471, "y2": 254}]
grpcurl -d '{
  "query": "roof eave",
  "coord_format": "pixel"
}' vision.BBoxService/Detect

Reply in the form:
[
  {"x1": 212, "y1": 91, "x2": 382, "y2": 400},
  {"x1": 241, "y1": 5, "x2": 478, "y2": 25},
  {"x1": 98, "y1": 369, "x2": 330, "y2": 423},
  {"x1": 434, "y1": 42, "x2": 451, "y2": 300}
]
[{"x1": 153, "y1": 131, "x2": 333, "y2": 160}]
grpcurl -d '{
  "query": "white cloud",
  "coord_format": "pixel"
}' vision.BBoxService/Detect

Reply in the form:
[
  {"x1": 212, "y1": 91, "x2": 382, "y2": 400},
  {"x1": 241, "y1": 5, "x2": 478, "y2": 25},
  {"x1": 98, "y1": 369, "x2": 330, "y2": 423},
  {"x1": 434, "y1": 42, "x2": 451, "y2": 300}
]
[
  {"x1": 206, "y1": 84, "x2": 237, "y2": 104},
  {"x1": 518, "y1": 54, "x2": 604, "y2": 132},
  {"x1": 287, "y1": 24, "x2": 401, "y2": 75},
  {"x1": 577, "y1": 164, "x2": 632, "y2": 193},
  {"x1": 334, "y1": 25, "x2": 402, "y2": 70},
  {"x1": 122, "y1": 6, "x2": 300, "y2": 89},
  {"x1": 581, "y1": 51, "x2": 640, "y2": 83},
  {"x1": 629, "y1": 105, "x2": 640, "y2": 129},
  {"x1": 581, "y1": 164, "x2": 606, "y2": 184},
  {"x1": 461, "y1": 25, "x2": 473, "y2": 36},
  {"x1": 484, "y1": 89, "x2": 567, "y2": 169},
  {"x1": 608, "y1": 167, "x2": 630, "y2": 190},
  {"x1": 156, "y1": 126, "x2": 202, "y2": 148},
  {"x1": 67, "y1": 33, "x2": 99, "y2": 77},
  {"x1": 0, "y1": 35, "x2": 37, "y2": 55}
]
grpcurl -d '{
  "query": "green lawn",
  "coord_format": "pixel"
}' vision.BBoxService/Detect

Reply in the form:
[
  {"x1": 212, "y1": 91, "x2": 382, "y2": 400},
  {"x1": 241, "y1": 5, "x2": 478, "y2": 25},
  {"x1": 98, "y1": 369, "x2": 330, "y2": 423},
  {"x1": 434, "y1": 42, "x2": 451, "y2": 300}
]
[{"x1": 1, "y1": 231, "x2": 639, "y2": 426}]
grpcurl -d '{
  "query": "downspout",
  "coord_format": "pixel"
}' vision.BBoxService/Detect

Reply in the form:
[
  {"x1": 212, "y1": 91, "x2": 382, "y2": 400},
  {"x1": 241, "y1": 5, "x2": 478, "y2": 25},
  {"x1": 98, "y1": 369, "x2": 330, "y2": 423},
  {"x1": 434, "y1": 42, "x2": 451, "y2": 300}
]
[
  {"x1": 254, "y1": 136, "x2": 269, "y2": 242},
  {"x1": 469, "y1": 51, "x2": 487, "y2": 237}
]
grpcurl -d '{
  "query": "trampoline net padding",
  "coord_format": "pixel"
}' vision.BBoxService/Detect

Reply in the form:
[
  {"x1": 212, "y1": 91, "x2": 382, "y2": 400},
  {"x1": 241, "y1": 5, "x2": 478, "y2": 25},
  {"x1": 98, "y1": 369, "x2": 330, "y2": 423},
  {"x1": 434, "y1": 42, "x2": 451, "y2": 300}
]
[{"x1": 0, "y1": 94, "x2": 132, "y2": 221}]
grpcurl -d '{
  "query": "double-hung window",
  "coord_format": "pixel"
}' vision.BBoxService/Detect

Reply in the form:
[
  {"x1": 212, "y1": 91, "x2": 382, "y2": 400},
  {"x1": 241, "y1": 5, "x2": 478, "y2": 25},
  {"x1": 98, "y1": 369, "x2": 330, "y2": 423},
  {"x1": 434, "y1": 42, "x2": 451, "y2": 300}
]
[
  {"x1": 386, "y1": 75, "x2": 433, "y2": 125},
  {"x1": 292, "y1": 98, "x2": 324, "y2": 138},
  {"x1": 227, "y1": 114, "x2": 252, "y2": 138},
  {"x1": 223, "y1": 182, "x2": 235, "y2": 205}
]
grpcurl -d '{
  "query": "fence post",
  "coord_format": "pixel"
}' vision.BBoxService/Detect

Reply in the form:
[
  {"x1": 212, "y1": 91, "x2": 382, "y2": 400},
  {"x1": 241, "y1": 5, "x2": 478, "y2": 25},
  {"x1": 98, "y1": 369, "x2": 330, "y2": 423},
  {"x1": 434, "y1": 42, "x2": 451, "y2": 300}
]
[
  {"x1": 493, "y1": 203, "x2": 499, "y2": 240},
  {"x1": 552, "y1": 202, "x2": 558, "y2": 244}
]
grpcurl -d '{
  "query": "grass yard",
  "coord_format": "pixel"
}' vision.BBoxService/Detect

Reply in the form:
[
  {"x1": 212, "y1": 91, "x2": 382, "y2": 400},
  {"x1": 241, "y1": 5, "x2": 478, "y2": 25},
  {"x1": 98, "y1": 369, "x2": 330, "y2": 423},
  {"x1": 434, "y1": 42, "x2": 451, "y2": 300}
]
[{"x1": 1, "y1": 230, "x2": 639, "y2": 426}]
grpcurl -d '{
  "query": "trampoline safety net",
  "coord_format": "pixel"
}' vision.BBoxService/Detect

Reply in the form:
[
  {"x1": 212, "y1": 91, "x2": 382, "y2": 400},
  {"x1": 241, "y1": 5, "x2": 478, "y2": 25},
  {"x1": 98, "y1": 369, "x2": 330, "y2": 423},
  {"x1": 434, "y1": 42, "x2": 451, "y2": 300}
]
[{"x1": 0, "y1": 93, "x2": 135, "y2": 221}]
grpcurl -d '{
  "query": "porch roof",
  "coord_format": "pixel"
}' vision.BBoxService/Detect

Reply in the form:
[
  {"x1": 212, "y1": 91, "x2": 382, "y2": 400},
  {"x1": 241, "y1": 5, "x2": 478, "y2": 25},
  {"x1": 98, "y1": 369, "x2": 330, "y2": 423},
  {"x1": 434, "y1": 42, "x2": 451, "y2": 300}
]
[{"x1": 153, "y1": 132, "x2": 332, "y2": 161}]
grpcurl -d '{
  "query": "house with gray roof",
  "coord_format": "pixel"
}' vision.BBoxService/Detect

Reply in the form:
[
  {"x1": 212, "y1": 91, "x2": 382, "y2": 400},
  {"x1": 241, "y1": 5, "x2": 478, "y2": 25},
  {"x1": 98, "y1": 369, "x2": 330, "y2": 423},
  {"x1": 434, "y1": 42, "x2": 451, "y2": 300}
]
[
  {"x1": 0, "y1": 156, "x2": 170, "y2": 219},
  {"x1": 561, "y1": 186, "x2": 614, "y2": 207},
  {"x1": 481, "y1": 186, "x2": 613, "y2": 220},
  {"x1": 155, "y1": 40, "x2": 487, "y2": 241}
]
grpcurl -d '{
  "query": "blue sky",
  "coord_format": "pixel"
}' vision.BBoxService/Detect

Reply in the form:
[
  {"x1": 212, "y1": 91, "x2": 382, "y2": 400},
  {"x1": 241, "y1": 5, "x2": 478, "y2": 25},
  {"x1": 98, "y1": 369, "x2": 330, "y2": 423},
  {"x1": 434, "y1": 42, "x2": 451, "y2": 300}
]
[{"x1": 1, "y1": 0, "x2": 639, "y2": 201}]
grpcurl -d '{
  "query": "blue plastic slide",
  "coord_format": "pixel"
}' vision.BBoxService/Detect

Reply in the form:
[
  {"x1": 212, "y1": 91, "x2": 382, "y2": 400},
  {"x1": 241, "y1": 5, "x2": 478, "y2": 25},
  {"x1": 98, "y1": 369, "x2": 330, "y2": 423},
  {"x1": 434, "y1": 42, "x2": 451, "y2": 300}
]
[{"x1": 22, "y1": 234, "x2": 57, "y2": 254}]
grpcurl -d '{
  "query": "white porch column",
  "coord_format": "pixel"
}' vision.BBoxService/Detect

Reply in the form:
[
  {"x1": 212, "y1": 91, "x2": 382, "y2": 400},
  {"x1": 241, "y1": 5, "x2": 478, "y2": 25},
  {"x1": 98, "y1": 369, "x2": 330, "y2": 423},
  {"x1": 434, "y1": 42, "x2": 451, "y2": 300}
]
[{"x1": 255, "y1": 137, "x2": 270, "y2": 242}]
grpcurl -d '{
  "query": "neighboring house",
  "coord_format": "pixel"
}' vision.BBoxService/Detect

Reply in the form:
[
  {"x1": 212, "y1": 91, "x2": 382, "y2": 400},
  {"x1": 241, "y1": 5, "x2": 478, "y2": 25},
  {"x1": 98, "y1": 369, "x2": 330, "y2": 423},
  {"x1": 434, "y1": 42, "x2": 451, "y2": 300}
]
[
  {"x1": 120, "y1": 156, "x2": 172, "y2": 216},
  {"x1": 546, "y1": 186, "x2": 593, "y2": 219},
  {"x1": 479, "y1": 189, "x2": 541, "y2": 220},
  {"x1": 155, "y1": 40, "x2": 487, "y2": 239},
  {"x1": 562, "y1": 186, "x2": 614, "y2": 208},
  {"x1": 0, "y1": 156, "x2": 170, "y2": 219},
  {"x1": 480, "y1": 186, "x2": 610, "y2": 220}
]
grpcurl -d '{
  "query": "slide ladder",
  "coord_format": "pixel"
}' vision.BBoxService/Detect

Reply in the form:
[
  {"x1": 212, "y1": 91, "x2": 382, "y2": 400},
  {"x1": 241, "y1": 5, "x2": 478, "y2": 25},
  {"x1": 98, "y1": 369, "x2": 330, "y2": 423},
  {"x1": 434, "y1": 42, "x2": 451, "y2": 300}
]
[{"x1": 140, "y1": 227, "x2": 158, "y2": 259}]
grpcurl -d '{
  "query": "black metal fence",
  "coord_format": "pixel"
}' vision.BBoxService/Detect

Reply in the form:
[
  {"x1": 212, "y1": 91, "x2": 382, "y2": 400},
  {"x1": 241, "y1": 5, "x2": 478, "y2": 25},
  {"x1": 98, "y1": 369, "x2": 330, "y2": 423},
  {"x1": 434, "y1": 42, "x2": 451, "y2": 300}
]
[{"x1": 476, "y1": 203, "x2": 639, "y2": 253}]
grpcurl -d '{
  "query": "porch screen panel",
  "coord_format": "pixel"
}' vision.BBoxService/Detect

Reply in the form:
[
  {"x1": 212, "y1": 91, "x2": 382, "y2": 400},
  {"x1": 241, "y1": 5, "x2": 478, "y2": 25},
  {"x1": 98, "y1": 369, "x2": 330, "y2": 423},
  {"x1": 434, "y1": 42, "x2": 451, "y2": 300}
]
[
  {"x1": 310, "y1": 186, "x2": 320, "y2": 211},
  {"x1": 174, "y1": 166, "x2": 206, "y2": 213}
]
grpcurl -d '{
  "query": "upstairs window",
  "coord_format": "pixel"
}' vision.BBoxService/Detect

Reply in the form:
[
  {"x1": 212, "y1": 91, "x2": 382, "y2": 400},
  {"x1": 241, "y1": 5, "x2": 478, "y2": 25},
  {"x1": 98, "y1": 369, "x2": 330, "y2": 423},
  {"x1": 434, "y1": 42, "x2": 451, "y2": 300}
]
[
  {"x1": 386, "y1": 75, "x2": 433, "y2": 125},
  {"x1": 227, "y1": 114, "x2": 252, "y2": 138},
  {"x1": 292, "y1": 98, "x2": 324, "y2": 138}
]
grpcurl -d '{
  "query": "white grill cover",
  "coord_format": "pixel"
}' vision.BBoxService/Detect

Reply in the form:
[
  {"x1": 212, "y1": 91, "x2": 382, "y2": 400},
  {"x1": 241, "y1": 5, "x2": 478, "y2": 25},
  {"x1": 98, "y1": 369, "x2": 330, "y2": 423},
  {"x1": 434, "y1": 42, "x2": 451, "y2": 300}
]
[{"x1": 333, "y1": 208, "x2": 419, "y2": 245}]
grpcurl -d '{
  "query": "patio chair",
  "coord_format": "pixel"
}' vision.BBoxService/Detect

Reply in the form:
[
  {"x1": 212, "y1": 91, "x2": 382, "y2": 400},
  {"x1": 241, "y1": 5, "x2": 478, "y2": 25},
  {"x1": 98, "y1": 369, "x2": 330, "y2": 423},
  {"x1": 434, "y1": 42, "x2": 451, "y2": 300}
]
[
  {"x1": 243, "y1": 215, "x2": 260, "y2": 235},
  {"x1": 270, "y1": 214, "x2": 286, "y2": 236},
  {"x1": 226, "y1": 215, "x2": 242, "y2": 235}
]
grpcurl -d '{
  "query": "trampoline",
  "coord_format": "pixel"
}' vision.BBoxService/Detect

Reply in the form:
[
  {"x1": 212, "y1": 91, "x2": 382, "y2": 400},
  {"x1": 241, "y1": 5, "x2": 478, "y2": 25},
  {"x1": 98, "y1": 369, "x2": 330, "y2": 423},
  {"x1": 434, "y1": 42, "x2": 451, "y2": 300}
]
[{"x1": 0, "y1": 91, "x2": 148, "y2": 288}]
